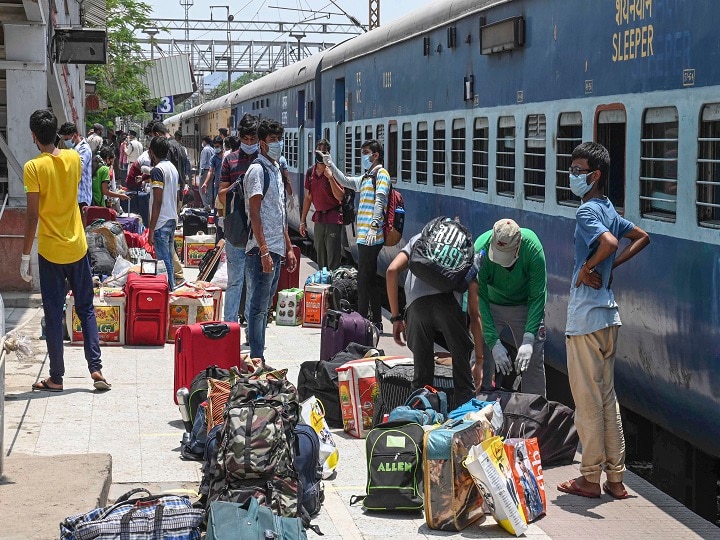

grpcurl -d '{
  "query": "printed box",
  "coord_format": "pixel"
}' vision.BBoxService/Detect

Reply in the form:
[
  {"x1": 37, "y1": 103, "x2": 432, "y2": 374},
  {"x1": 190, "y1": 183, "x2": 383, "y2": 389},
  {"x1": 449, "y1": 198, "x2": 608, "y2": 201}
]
[
  {"x1": 302, "y1": 283, "x2": 332, "y2": 328},
  {"x1": 276, "y1": 288, "x2": 304, "y2": 326},
  {"x1": 65, "y1": 289, "x2": 126, "y2": 345},
  {"x1": 183, "y1": 234, "x2": 215, "y2": 268},
  {"x1": 167, "y1": 283, "x2": 223, "y2": 342}
]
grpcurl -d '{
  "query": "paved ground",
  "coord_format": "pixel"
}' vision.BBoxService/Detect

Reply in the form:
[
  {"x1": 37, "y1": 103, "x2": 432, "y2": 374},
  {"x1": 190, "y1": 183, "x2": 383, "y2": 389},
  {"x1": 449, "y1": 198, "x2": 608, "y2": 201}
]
[{"x1": 1, "y1": 254, "x2": 718, "y2": 539}]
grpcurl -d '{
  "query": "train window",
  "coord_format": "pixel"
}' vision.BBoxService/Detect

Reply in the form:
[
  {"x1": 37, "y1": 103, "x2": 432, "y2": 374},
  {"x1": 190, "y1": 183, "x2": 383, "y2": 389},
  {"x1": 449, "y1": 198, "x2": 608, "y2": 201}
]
[
  {"x1": 697, "y1": 104, "x2": 720, "y2": 228},
  {"x1": 387, "y1": 123, "x2": 398, "y2": 180},
  {"x1": 308, "y1": 133, "x2": 314, "y2": 167},
  {"x1": 323, "y1": 128, "x2": 330, "y2": 143},
  {"x1": 376, "y1": 124, "x2": 385, "y2": 145},
  {"x1": 416, "y1": 122, "x2": 428, "y2": 184},
  {"x1": 556, "y1": 112, "x2": 583, "y2": 206},
  {"x1": 433, "y1": 120, "x2": 446, "y2": 187},
  {"x1": 365, "y1": 125, "x2": 373, "y2": 143},
  {"x1": 472, "y1": 117, "x2": 489, "y2": 192},
  {"x1": 524, "y1": 114, "x2": 547, "y2": 201},
  {"x1": 640, "y1": 107, "x2": 678, "y2": 221},
  {"x1": 451, "y1": 119, "x2": 465, "y2": 189},
  {"x1": 307, "y1": 101, "x2": 314, "y2": 120},
  {"x1": 283, "y1": 133, "x2": 291, "y2": 166},
  {"x1": 345, "y1": 127, "x2": 353, "y2": 174},
  {"x1": 293, "y1": 132, "x2": 299, "y2": 169},
  {"x1": 496, "y1": 116, "x2": 516, "y2": 197},
  {"x1": 401, "y1": 123, "x2": 412, "y2": 183},
  {"x1": 354, "y1": 126, "x2": 362, "y2": 174}
]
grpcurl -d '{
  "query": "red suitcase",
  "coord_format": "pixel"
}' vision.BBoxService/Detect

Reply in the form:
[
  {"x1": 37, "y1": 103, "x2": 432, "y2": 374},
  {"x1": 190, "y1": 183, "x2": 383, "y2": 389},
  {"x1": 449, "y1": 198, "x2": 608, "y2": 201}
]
[
  {"x1": 125, "y1": 272, "x2": 169, "y2": 346},
  {"x1": 83, "y1": 206, "x2": 117, "y2": 226},
  {"x1": 272, "y1": 244, "x2": 301, "y2": 310},
  {"x1": 173, "y1": 321, "x2": 243, "y2": 403}
]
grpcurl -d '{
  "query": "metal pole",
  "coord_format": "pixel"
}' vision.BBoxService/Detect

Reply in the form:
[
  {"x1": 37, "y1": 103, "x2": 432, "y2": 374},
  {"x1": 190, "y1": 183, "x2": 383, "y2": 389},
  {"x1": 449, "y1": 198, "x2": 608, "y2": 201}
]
[
  {"x1": 227, "y1": 12, "x2": 231, "y2": 92},
  {"x1": 0, "y1": 293, "x2": 5, "y2": 477}
]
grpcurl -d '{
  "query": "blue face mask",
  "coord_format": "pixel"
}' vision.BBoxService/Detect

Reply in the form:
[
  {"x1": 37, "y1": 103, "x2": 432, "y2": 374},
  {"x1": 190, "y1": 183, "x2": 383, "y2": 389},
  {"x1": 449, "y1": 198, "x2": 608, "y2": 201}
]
[
  {"x1": 266, "y1": 140, "x2": 284, "y2": 161},
  {"x1": 569, "y1": 173, "x2": 595, "y2": 198},
  {"x1": 64, "y1": 138, "x2": 75, "y2": 149},
  {"x1": 214, "y1": 146, "x2": 223, "y2": 154},
  {"x1": 241, "y1": 142, "x2": 259, "y2": 155},
  {"x1": 361, "y1": 153, "x2": 373, "y2": 171}
]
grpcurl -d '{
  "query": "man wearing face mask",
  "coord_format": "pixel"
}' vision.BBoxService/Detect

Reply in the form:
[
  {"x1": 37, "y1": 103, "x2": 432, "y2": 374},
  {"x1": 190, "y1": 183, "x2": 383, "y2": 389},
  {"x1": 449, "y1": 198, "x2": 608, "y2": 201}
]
[
  {"x1": 244, "y1": 119, "x2": 297, "y2": 361},
  {"x1": 202, "y1": 136, "x2": 224, "y2": 208},
  {"x1": 558, "y1": 142, "x2": 650, "y2": 501},
  {"x1": 217, "y1": 113, "x2": 259, "y2": 323},
  {"x1": 58, "y1": 122, "x2": 93, "y2": 210},
  {"x1": 299, "y1": 139, "x2": 345, "y2": 270},
  {"x1": 21, "y1": 109, "x2": 110, "y2": 392},
  {"x1": 146, "y1": 135, "x2": 180, "y2": 290},
  {"x1": 198, "y1": 136, "x2": 214, "y2": 210},
  {"x1": 474, "y1": 218, "x2": 548, "y2": 396},
  {"x1": 124, "y1": 129, "x2": 143, "y2": 166},
  {"x1": 321, "y1": 139, "x2": 389, "y2": 332}
]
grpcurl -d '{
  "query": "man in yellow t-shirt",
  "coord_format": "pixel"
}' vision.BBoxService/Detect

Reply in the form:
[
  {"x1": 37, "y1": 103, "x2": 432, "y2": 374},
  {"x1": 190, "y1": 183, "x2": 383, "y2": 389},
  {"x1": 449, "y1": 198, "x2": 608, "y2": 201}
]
[{"x1": 21, "y1": 109, "x2": 111, "y2": 392}]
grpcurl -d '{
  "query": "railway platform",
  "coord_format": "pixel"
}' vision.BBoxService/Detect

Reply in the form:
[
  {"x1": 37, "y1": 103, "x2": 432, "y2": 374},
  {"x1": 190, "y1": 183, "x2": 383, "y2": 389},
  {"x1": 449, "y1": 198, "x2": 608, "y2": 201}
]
[{"x1": 1, "y1": 253, "x2": 718, "y2": 539}]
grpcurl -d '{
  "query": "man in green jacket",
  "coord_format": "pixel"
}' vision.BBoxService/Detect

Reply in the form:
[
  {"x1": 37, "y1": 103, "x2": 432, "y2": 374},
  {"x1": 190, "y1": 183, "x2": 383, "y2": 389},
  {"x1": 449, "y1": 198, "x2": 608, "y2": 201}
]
[{"x1": 474, "y1": 218, "x2": 547, "y2": 396}]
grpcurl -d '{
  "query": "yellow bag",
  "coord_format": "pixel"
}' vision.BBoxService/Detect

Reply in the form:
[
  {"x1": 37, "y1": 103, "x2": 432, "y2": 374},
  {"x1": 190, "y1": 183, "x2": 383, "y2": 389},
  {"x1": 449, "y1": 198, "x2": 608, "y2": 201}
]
[{"x1": 300, "y1": 395, "x2": 339, "y2": 479}]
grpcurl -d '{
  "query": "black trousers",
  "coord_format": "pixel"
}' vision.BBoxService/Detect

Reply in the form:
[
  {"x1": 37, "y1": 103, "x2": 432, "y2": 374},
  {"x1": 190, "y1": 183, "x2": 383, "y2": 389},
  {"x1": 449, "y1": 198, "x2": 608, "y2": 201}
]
[
  {"x1": 357, "y1": 242, "x2": 384, "y2": 324},
  {"x1": 405, "y1": 293, "x2": 475, "y2": 406}
]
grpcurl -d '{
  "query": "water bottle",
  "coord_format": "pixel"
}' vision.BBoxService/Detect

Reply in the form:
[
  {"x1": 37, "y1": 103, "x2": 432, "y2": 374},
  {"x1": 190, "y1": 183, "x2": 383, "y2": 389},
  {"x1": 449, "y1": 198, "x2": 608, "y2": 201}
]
[
  {"x1": 176, "y1": 387, "x2": 193, "y2": 432},
  {"x1": 393, "y1": 206, "x2": 405, "y2": 234}
]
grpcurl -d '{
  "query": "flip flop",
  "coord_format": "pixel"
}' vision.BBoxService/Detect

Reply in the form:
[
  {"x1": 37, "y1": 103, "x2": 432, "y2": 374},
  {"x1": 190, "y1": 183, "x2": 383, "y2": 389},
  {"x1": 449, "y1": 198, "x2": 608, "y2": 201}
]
[
  {"x1": 603, "y1": 481, "x2": 629, "y2": 500},
  {"x1": 93, "y1": 378, "x2": 112, "y2": 391},
  {"x1": 557, "y1": 479, "x2": 601, "y2": 499},
  {"x1": 32, "y1": 379, "x2": 63, "y2": 392}
]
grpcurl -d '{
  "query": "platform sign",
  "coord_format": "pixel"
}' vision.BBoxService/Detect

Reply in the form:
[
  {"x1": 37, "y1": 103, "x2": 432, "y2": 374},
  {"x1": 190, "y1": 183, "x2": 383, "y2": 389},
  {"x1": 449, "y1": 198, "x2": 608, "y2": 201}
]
[{"x1": 158, "y1": 95, "x2": 174, "y2": 115}]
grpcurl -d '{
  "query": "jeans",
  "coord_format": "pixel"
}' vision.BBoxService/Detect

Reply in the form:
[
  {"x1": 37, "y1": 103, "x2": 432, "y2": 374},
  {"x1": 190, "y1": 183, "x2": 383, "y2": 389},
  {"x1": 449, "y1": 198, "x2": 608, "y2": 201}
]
[
  {"x1": 481, "y1": 303, "x2": 546, "y2": 397},
  {"x1": 314, "y1": 222, "x2": 343, "y2": 270},
  {"x1": 357, "y1": 242, "x2": 384, "y2": 324},
  {"x1": 38, "y1": 253, "x2": 102, "y2": 385},
  {"x1": 245, "y1": 250, "x2": 281, "y2": 360},
  {"x1": 224, "y1": 241, "x2": 247, "y2": 322},
  {"x1": 199, "y1": 169, "x2": 211, "y2": 208},
  {"x1": 405, "y1": 293, "x2": 475, "y2": 407},
  {"x1": 154, "y1": 219, "x2": 176, "y2": 290}
]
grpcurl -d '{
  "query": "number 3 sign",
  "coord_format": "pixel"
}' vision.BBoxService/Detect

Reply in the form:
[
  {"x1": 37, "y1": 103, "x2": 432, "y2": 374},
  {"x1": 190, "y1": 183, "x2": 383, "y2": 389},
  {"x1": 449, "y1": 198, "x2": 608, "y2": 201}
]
[{"x1": 158, "y1": 95, "x2": 174, "y2": 114}]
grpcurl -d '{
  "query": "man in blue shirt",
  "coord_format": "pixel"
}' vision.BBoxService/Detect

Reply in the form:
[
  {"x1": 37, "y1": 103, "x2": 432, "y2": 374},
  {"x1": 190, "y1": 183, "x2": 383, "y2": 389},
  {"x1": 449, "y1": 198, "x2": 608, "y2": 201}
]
[
  {"x1": 558, "y1": 142, "x2": 650, "y2": 501},
  {"x1": 58, "y1": 122, "x2": 92, "y2": 209},
  {"x1": 198, "y1": 136, "x2": 214, "y2": 210}
]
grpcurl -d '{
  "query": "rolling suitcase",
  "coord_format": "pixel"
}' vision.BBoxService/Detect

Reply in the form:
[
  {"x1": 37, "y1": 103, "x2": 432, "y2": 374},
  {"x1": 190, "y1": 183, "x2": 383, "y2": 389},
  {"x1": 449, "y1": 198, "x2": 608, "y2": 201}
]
[
  {"x1": 117, "y1": 213, "x2": 142, "y2": 233},
  {"x1": 272, "y1": 244, "x2": 301, "y2": 311},
  {"x1": 125, "y1": 271, "x2": 169, "y2": 346},
  {"x1": 183, "y1": 211, "x2": 208, "y2": 237},
  {"x1": 320, "y1": 305, "x2": 378, "y2": 362},
  {"x1": 83, "y1": 205, "x2": 117, "y2": 226},
  {"x1": 173, "y1": 321, "x2": 243, "y2": 403}
]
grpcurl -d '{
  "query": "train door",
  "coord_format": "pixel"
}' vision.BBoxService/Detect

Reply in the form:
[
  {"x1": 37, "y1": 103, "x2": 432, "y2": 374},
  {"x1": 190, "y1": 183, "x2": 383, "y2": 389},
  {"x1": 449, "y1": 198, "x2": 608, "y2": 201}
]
[
  {"x1": 596, "y1": 107, "x2": 627, "y2": 211},
  {"x1": 335, "y1": 78, "x2": 346, "y2": 169}
]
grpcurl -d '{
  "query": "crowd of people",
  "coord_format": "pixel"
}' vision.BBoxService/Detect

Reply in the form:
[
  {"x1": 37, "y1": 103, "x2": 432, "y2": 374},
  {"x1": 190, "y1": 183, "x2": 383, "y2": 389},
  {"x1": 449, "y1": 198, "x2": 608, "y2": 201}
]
[{"x1": 18, "y1": 108, "x2": 650, "y2": 502}]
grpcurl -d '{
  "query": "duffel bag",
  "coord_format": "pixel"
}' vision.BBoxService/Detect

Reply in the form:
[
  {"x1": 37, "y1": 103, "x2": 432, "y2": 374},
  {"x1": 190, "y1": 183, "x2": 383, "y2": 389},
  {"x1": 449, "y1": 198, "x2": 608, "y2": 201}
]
[
  {"x1": 60, "y1": 487, "x2": 203, "y2": 540},
  {"x1": 207, "y1": 498, "x2": 307, "y2": 540}
]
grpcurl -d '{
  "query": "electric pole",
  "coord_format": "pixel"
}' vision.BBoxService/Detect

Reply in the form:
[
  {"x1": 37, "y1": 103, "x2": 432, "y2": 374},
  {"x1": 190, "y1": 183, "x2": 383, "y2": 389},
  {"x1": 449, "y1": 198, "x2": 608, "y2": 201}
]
[{"x1": 369, "y1": 0, "x2": 380, "y2": 30}]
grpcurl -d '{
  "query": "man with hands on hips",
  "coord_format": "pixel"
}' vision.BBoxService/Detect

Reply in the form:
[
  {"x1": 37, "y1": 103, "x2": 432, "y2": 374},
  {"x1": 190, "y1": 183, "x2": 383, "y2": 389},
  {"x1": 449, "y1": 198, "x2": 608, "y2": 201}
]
[
  {"x1": 474, "y1": 219, "x2": 548, "y2": 396},
  {"x1": 244, "y1": 118, "x2": 297, "y2": 362}
]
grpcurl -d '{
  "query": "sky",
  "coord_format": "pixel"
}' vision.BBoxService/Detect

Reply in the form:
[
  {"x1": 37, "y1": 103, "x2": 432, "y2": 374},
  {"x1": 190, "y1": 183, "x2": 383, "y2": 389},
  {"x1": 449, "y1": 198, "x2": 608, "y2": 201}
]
[{"x1": 141, "y1": 0, "x2": 435, "y2": 86}]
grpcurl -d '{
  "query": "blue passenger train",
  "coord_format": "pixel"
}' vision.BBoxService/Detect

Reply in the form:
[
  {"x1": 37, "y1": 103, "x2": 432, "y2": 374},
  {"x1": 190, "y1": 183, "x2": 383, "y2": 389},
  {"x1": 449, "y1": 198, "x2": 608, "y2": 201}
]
[{"x1": 166, "y1": 0, "x2": 720, "y2": 463}]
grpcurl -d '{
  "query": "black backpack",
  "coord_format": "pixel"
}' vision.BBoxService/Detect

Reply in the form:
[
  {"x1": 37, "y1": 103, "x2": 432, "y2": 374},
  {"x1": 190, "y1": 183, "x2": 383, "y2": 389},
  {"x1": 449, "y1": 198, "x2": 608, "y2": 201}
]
[
  {"x1": 408, "y1": 216, "x2": 478, "y2": 293},
  {"x1": 350, "y1": 421, "x2": 425, "y2": 512},
  {"x1": 340, "y1": 188, "x2": 356, "y2": 225},
  {"x1": 224, "y1": 158, "x2": 270, "y2": 248}
]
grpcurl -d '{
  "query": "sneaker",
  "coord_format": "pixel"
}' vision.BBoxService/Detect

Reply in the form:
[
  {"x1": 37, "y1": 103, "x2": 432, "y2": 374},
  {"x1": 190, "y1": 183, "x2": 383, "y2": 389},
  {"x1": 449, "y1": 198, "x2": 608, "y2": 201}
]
[{"x1": 173, "y1": 279, "x2": 187, "y2": 290}]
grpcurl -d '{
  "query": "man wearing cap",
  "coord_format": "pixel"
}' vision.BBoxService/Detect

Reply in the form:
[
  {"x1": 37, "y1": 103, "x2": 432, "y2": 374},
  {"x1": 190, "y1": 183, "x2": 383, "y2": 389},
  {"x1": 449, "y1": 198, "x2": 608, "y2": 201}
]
[
  {"x1": 87, "y1": 123, "x2": 104, "y2": 154},
  {"x1": 474, "y1": 219, "x2": 547, "y2": 396},
  {"x1": 124, "y1": 130, "x2": 143, "y2": 166}
]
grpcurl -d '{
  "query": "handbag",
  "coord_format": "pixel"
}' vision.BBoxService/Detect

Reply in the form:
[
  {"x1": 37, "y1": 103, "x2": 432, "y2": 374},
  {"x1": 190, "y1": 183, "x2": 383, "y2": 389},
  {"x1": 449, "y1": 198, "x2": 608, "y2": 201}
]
[
  {"x1": 207, "y1": 498, "x2": 307, "y2": 540},
  {"x1": 60, "y1": 488, "x2": 203, "y2": 540},
  {"x1": 300, "y1": 395, "x2": 339, "y2": 479}
]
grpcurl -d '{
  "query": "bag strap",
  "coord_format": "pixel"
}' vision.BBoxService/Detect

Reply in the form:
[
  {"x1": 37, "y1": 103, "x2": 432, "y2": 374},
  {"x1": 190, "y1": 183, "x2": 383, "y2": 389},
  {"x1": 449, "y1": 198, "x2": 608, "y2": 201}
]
[{"x1": 119, "y1": 503, "x2": 165, "y2": 540}]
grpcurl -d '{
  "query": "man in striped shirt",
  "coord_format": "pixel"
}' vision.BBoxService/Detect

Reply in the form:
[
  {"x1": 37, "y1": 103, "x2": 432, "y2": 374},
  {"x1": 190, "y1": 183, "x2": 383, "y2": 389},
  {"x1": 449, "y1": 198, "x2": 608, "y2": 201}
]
[{"x1": 324, "y1": 139, "x2": 389, "y2": 333}]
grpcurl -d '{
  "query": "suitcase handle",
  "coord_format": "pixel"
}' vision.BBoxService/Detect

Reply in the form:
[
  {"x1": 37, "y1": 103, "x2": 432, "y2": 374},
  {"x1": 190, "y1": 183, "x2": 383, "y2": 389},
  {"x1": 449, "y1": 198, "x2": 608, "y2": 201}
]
[
  {"x1": 324, "y1": 310, "x2": 340, "y2": 331},
  {"x1": 200, "y1": 322, "x2": 230, "y2": 339},
  {"x1": 339, "y1": 299, "x2": 352, "y2": 313}
]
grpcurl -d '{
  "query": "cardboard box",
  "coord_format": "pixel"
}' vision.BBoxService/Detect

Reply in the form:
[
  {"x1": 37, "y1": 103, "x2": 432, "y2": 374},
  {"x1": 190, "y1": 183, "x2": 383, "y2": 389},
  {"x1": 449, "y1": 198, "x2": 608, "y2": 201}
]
[
  {"x1": 174, "y1": 229, "x2": 184, "y2": 261},
  {"x1": 336, "y1": 356, "x2": 412, "y2": 438},
  {"x1": 66, "y1": 288, "x2": 126, "y2": 345},
  {"x1": 302, "y1": 283, "x2": 332, "y2": 328},
  {"x1": 183, "y1": 234, "x2": 215, "y2": 268},
  {"x1": 167, "y1": 283, "x2": 223, "y2": 342},
  {"x1": 276, "y1": 288, "x2": 303, "y2": 326}
]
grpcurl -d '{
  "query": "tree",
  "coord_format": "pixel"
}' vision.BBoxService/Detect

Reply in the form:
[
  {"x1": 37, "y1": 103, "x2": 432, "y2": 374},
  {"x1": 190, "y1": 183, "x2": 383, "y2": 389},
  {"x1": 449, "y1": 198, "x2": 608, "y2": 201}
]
[
  {"x1": 206, "y1": 72, "x2": 265, "y2": 100},
  {"x1": 86, "y1": 0, "x2": 159, "y2": 129}
]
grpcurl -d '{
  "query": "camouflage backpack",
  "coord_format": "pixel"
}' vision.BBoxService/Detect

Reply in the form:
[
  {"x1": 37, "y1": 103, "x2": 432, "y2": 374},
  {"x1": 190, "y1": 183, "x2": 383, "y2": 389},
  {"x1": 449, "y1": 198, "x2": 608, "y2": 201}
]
[{"x1": 206, "y1": 368, "x2": 301, "y2": 517}]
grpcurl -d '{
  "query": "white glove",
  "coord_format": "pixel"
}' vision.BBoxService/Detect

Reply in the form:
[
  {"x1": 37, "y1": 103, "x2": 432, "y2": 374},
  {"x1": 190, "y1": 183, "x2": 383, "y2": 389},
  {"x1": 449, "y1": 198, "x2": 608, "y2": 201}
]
[
  {"x1": 492, "y1": 340, "x2": 512, "y2": 376},
  {"x1": 365, "y1": 222, "x2": 379, "y2": 245},
  {"x1": 141, "y1": 165, "x2": 152, "y2": 174},
  {"x1": 20, "y1": 254, "x2": 32, "y2": 282},
  {"x1": 515, "y1": 332, "x2": 535, "y2": 373},
  {"x1": 320, "y1": 151, "x2": 333, "y2": 167}
]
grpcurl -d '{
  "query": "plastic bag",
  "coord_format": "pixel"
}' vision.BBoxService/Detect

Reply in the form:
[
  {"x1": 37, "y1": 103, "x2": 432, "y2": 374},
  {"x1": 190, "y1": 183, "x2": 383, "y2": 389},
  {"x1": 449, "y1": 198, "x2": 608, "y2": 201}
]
[
  {"x1": 212, "y1": 260, "x2": 228, "y2": 289},
  {"x1": 105, "y1": 256, "x2": 134, "y2": 287}
]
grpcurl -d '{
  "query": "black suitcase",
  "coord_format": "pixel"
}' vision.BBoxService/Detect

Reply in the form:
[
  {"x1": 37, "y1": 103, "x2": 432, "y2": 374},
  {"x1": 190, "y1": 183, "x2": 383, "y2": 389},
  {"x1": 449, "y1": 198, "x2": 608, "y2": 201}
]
[
  {"x1": 298, "y1": 360, "x2": 345, "y2": 428},
  {"x1": 183, "y1": 211, "x2": 208, "y2": 237}
]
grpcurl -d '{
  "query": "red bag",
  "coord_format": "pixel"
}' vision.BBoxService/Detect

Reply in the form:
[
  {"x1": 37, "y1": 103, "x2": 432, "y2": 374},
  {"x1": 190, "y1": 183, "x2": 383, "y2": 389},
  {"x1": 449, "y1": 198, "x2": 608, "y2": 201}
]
[{"x1": 503, "y1": 437, "x2": 546, "y2": 523}]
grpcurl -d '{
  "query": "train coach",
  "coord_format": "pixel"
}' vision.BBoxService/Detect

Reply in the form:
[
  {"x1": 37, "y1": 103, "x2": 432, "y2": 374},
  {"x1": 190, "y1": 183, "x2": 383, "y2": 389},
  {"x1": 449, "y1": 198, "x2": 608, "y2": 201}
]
[{"x1": 168, "y1": 0, "x2": 720, "y2": 511}]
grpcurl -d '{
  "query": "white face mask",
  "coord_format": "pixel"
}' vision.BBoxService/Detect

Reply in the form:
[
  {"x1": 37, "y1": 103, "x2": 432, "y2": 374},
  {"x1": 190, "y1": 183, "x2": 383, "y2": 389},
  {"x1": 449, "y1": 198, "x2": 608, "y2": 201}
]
[
  {"x1": 64, "y1": 138, "x2": 76, "y2": 149},
  {"x1": 265, "y1": 140, "x2": 284, "y2": 161},
  {"x1": 569, "y1": 172, "x2": 595, "y2": 198}
]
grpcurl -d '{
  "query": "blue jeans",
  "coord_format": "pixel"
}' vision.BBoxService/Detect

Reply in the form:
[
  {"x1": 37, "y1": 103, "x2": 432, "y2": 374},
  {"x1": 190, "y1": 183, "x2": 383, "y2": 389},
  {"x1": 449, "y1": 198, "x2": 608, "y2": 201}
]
[
  {"x1": 38, "y1": 252, "x2": 102, "y2": 385},
  {"x1": 245, "y1": 250, "x2": 281, "y2": 360},
  {"x1": 223, "y1": 241, "x2": 247, "y2": 322},
  {"x1": 154, "y1": 219, "x2": 176, "y2": 290}
]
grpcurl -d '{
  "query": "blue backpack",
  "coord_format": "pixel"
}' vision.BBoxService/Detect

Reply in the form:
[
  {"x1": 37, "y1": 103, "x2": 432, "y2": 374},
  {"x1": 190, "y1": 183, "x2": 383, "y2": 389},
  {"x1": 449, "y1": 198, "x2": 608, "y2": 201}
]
[
  {"x1": 388, "y1": 406, "x2": 443, "y2": 425},
  {"x1": 305, "y1": 267, "x2": 332, "y2": 286},
  {"x1": 294, "y1": 424, "x2": 324, "y2": 516},
  {"x1": 224, "y1": 158, "x2": 271, "y2": 248}
]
